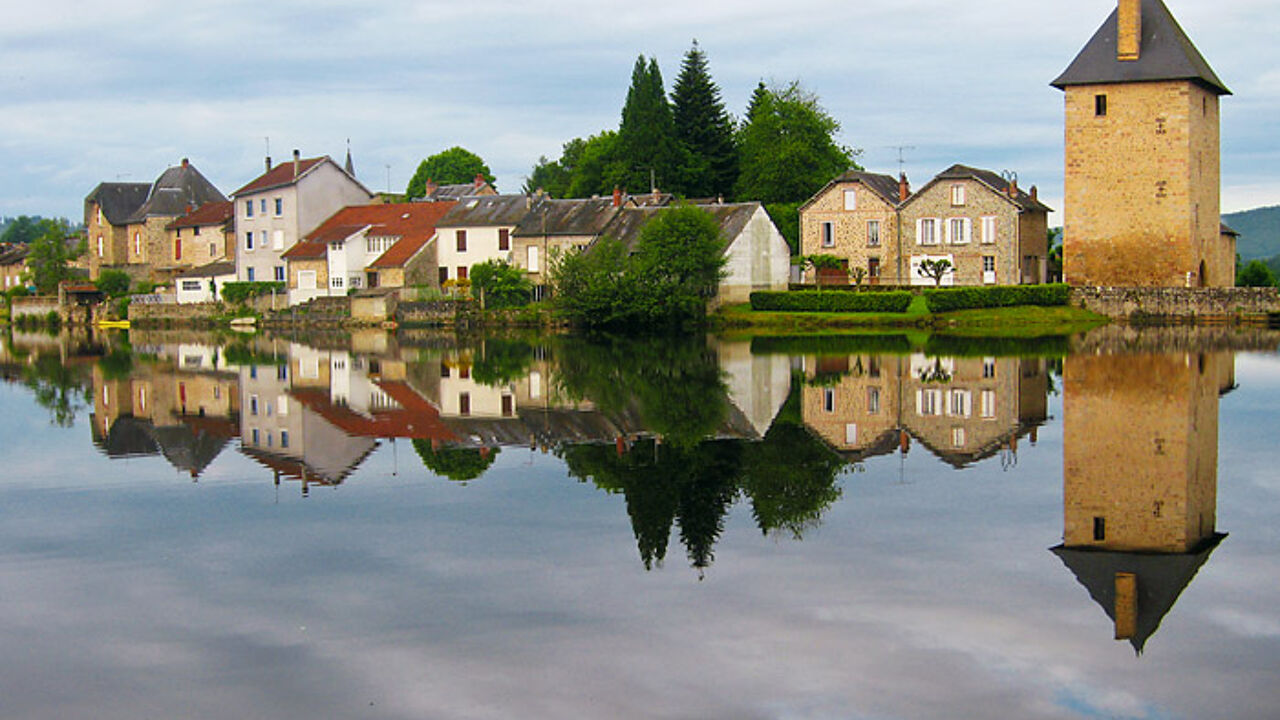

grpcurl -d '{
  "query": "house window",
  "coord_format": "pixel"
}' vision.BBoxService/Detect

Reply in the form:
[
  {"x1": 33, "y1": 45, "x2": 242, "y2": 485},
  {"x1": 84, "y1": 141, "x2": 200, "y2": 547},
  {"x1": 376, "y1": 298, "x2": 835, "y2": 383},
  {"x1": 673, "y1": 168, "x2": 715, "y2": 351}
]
[
  {"x1": 247, "y1": 267, "x2": 255, "y2": 281},
  {"x1": 457, "y1": 266, "x2": 468, "y2": 280},
  {"x1": 209, "y1": 243, "x2": 217, "y2": 257},
  {"x1": 822, "y1": 388, "x2": 836, "y2": 413},
  {"x1": 272, "y1": 230, "x2": 284, "y2": 250},
  {"x1": 274, "y1": 198, "x2": 283, "y2": 215},
  {"x1": 174, "y1": 237, "x2": 182, "y2": 261},
  {"x1": 280, "y1": 431, "x2": 289, "y2": 449},
  {"x1": 1095, "y1": 94, "x2": 1107, "y2": 117},
  {"x1": 1093, "y1": 516, "x2": 1106, "y2": 541},
  {"x1": 948, "y1": 218, "x2": 970, "y2": 245},
  {"x1": 97, "y1": 236, "x2": 103, "y2": 257},
  {"x1": 260, "y1": 199, "x2": 267, "y2": 214},
  {"x1": 980, "y1": 389, "x2": 996, "y2": 418},
  {"x1": 951, "y1": 184, "x2": 966, "y2": 206},
  {"x1": 193, "y1": 226, "x2": 201, "y2": 236},
  {"x1": 867, "y1": 386, "x2": 881, "y2": 414},
  {"x1": 440, "y1": 362, "x2": 450, "y2": 378},
  {"x1": 331, "y1": 276, "x2": 344, "y2": 288},
  {"x1": 948, "y1": 389, "x2": 971, "y2": 417},
  {"x1": 983, "y1": 256, "x2": 996, "y2": 272},
  {"x1": 845, "y1": 423, "x2": 858, "y2": 445},
  {"x1": 983, "y1": 357, "x2": 996, "y2": 379},
  {"x1": 251, "y1": 428, "x2": 259, "y2": 445},
  {"x1": 246, "y1": 232, "x2": 254, "y2": 250},
  {"x1": 843, "y1": 189, "x2": 857, "y2": 211},
  {"x1": 350, "y1": 275, "x2": 362, "y2": 288},
  {"x1": 498, "y1": 228, "x2": 510, "y2": 251},
  {"x1": 250, "y1": 394, "x2": 259, "y2": 416},
  {"x1": 981, "y1": 216, "x2": 997, "y2": 244},
  {"x1": 439, "y1": 267, "x2": 449, "y2": 284},
  {"x1": 456, "y1": 230, "x2": 467, "y2": 252},
  {"x1": 459, "y1": 392, "x2": 471, "y2": 416},
  {"x1": 918, "y1": 389, "x2": 943, "y2": 416},
  {"x1": 821, "y1": 222, "x2": 834, "y2": 248},
  {"x1": 181, "y1": 280, "x2": 201, "y2": 291},
  {"x1": 867, "y1": 220, "x2": 881, "y2": 247},
  {"x1": 134, "y1": 232, "x2": 141, "y2": 256},
  {"x1": 918, "y1": 218, "x2": 938, "y2": 245},
  {"x1": 274, "y1": 266, "x2": 285, "y2": 282},
  {"x1": 527, "y1": 246, "x2": 540, "y2": 273},
  {"x1": 952, "y1": 427, "x2": 966, "y2": 447},
  {"x1": 868, "y1": 257, "x2": 880, "y2": 279},
  {"x1": 245, "y1": 200, "x2": 254, "y2": 218},
  {"x1": 501, "y1": 394, "x2": 514, "y2": 417}
]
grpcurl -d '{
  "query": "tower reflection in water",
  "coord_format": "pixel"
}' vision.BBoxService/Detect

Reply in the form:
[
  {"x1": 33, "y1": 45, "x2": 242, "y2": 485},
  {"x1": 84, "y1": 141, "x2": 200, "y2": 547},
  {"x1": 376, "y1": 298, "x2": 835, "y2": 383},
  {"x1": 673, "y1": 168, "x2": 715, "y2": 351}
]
[{"x1": 1053, "y1": 351, "x2": 1232, "y2": 654}]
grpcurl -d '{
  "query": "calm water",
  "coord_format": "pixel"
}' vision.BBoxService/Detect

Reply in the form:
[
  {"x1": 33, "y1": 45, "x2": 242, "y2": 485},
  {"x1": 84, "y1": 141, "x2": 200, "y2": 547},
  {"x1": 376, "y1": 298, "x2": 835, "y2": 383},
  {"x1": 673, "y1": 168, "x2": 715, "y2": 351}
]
[{"x1": 1, "y1": 327, "x2": 1279, "y2": 719}]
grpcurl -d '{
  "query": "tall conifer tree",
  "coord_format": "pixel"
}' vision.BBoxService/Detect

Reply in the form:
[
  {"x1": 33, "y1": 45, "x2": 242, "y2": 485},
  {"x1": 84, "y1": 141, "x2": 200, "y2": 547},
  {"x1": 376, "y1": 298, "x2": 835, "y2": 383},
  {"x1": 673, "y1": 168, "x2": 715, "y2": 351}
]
[
  {"x1": 616, "y1": 55, "x2": 687, "y2": 195},
  {"x1": 671, "y1": 41, "x2": 737, "y2": 198}
]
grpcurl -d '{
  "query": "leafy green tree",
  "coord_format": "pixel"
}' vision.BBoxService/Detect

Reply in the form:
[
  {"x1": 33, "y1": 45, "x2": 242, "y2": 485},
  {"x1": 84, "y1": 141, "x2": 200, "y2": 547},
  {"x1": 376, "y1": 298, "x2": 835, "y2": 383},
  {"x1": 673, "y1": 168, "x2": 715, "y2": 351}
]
[
  {"x1": 524, "y1": 155, "x2": 572, "y2": 197},
  {"x1": 671, "y1": 40, "x2": 737, "y2": 198},
  {"x1": 470, "y1": 259, "x2": 532, "y2": 309},
  {"x1": 412, "y1": 441, "x2": 500, "y2": 483},
  {"x1": 547, "y1": 237, "x2": 638, "y2": 327},
  {"x1": 23, "y1": 219, "x2": 75, "y2": 294},
  {"x1": 916, "y1": 257, "x2": 954, "y2": 286},
  {"x1": 405, "y1": 147, "x2": 496, "y2": 199},
  {"x1": 0, "y1": 215, "x2": 44, "y2": 245},
  {"x1": 735, "y1": 81, "x2": 858, "y2": 204},
  {"x1": 1236, "y1": 259, "x2": 1278, "y2": 287},
  {"x1": 764, "y1": 202, "x2": 801, "y2": 255},
  {"x1": 629, "y1": 205, "x2": 727, "y2": 324},
  {"x1": 565, "y1": 132, "x2": 622, "y2": 199},
  {"x1": 95, "y1": 269, "x2": 132, "y2": 298},
  {"x1": 615, "y1": 55, "x2": 689, "y2": 195}
]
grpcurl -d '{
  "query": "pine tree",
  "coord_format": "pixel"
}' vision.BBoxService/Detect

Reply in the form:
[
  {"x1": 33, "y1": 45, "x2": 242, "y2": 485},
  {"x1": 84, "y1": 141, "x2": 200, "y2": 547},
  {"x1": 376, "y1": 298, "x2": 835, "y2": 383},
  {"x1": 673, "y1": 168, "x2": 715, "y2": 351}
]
[
  {"x1": 671, "y1": 40, "x2": 737, "y2": 198},
  {"x1": 616, "y1": 55, "x2": 688, "y2": 195}
]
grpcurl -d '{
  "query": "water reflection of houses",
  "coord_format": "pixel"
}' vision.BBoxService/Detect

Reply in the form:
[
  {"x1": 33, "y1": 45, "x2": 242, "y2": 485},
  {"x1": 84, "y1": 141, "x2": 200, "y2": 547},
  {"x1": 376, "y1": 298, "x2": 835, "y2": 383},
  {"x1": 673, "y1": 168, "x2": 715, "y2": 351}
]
[
  {"x1": 90, "y1": 342, "x2": 240, "y2": 478},
  {"x1": 800, "y1": 353, "x2": 1049, "y2": 467},
  {"x1": 1052, "y1": 351, "x2": 1231, "y2": 654}
]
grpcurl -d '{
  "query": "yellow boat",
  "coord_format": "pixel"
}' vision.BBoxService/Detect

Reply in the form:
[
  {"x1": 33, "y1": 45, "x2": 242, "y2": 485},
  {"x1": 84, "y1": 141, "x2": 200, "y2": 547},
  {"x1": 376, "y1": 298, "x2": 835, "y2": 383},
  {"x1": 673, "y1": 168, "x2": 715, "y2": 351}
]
[{"x1": 96, "y1": 320, "x2": 131, "y2": 329}]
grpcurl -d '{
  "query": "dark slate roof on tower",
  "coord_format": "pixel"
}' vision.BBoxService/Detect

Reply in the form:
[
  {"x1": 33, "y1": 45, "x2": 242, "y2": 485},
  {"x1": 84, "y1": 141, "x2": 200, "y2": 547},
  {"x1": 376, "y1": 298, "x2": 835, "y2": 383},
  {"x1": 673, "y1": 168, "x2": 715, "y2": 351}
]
[
  {"x1": 126, "y1": 160, "x2": 228, "y2": 223},
  {"x1": 85, "y1": 182, "x2": 152, "y2": 225},
  {"x1": 1051, "y1": 0, "x2": 1230, "y2": 95},
  {"x1": 1051, "y1": 533, "x2": 1226, "y2": 655}
]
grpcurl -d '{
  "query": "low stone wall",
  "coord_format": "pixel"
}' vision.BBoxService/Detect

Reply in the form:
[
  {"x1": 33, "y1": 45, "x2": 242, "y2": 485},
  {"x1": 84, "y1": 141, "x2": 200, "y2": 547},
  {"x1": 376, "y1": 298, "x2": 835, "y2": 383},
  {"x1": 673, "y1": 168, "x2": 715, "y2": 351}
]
[
  {"x1": 1071, "y1": 324, "x2": 1280, "y2": 354},
  {"x1": 1069, "y1": 286, "x2": 1280, "y2": 322},
  {"x1": 396, "y1": 300, "x2": 465, "y2": 326},
  {"x1": 10, "y1": 296, "x2": 61, "y2": 320},
  {"x1": 130, "y1": 302, "x2": 223, "y2": 325}
]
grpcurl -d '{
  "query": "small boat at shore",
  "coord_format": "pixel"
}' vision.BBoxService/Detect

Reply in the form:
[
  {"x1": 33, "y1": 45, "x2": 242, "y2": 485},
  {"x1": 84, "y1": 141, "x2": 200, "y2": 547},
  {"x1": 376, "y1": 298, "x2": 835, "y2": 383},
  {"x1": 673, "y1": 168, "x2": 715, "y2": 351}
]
[{"x1": 96, "y1": 320, "x2": 131, "y2": 329}]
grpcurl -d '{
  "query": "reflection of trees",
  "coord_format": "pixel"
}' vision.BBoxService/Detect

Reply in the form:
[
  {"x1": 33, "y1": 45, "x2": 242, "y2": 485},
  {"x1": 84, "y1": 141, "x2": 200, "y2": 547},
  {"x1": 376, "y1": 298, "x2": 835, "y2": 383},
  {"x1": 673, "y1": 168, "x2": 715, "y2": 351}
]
[
  {"x1": 741, "y1": 422, "x2": 845, "y2": 540},
  {"x1": 21, "y1": 353, "x2": 91, "y2": 427},
  {"x1": 470, "y1": 338, "x2": 536, "y2": 386},
  {"x1": 553, "y1": 334, "x2": 728, "y2": 447},
  {"x1": 412, "y1": 440, "x2": 499, "y2": 483}
]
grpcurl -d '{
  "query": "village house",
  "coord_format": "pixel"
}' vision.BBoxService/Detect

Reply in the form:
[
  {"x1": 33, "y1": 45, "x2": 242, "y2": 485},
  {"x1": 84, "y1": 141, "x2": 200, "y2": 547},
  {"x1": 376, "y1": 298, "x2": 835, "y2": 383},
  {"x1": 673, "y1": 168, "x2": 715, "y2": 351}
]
[
  {"x1": 899, "y1": 165, "x2": 1050, "y2": 286},
  {"x1": 798, "y1": 171, "x2": 909, "y2": 285},
  {"x1": 433, "y1": 195, "x2": 532, "y2": 287},
  {"x1": 419, "y1": 175, "x2": 497, "y2": 201},
  {"x1": 281, "y1": 202, "x2": 457, "y2": 305},
  {"x1": 1053, "y1": 0, "x2": 1231, "y2": 287},
  {"x1": 231, "y1": 150, "x2": 373, "y2": 284},
  {"x1": 0, "y1": 244, "x2": 30, "y2": 291},
  {"x1": 167, "y1": 200, "x2": 234, "y2": 271},
  {"x1": 85, "y1": 159, "x2": 224, "y2": 281},
  {"x1": 174, "y1": 262, "x2": 237, "y2": 304},
  {"x1": 593, "y1": 201, "x2": 791, "y2": 307},
  {"x1": 511, "y1": 193, "x2": 625, "y2": 294}
]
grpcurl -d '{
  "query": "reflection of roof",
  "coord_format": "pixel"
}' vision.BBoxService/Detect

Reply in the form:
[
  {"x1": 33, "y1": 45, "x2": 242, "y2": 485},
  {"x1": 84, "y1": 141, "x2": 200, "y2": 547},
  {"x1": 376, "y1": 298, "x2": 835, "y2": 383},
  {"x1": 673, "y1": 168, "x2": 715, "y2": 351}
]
[
  {"x1": 92, "y1": 415, "x2": 159, "y2": 458},
  {"x1": 151, "y1": 424, "x2": 230, "y2": 477},
  {"x1": 1052, "y1": 533, "x2": 1226, "y2": 654},
  {"x1": 1051, "y1": 0, "x2": 1230, "y2": 95},
  {"x1": 239, "y1": 444, "x2": 375, "y2": 486},
  {"x1": 909, "y1": 418, "x2": 1047, "y2": 470},
  {"x1": 288, "y1": 382, "x2": 460, "y2": 441},
  {"x1": 91, "y1": 414, "x2": 231, "y2": 477}
]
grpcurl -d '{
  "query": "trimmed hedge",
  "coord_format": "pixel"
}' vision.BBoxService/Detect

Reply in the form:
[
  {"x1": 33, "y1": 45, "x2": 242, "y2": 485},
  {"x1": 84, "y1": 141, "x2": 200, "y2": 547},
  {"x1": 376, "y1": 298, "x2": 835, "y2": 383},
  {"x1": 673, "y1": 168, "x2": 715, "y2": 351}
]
[
  {"x1": 750, "y1": 290, "x2": 913, "y2": 313},
  {"x1": 922, "y1": 284, "x2": 1069, "y2": 313},
  {"x1": 221, "y1": 281, "x2": 286, "y2": 305}
]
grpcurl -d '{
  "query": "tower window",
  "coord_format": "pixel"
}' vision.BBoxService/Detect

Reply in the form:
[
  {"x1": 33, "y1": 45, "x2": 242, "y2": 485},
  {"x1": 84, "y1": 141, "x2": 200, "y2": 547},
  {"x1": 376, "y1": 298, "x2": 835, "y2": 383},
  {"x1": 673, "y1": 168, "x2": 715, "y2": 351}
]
[
  {"x1": 1095, "y1": 94, "x2": 1107, "y2": 117},
  {"x1": 1093, "y1": 516, "x2": 1106, "y2": 541}
]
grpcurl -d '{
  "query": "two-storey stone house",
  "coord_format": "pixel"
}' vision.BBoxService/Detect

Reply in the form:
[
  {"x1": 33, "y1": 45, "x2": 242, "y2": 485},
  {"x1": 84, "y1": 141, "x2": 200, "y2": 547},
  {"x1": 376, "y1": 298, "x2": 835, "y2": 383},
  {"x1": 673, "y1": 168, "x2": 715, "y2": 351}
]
[
  {"x1": 231, "y1": 151, "x2": 373, "y2": 283},
  {"x1": 798, "y1": 171, "x2": 909, "y2": 285},
  {"x1": 433, "y1": 195, "x2": 532, "y2": 287},
  {"x1": 899, "y1": 165, "x2": 1050, "y2": 286}
]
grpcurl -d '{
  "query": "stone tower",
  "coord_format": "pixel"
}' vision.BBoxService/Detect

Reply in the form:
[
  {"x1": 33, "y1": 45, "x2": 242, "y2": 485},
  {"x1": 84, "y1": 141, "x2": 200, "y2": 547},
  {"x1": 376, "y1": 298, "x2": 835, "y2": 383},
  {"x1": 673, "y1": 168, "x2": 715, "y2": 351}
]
[
  {"x1": 1052, "y1": 0, "x2": 1231, "y2": 287},
  {"x1": 1052, "y1": 351, "x2": 1229, "y2": 653}
]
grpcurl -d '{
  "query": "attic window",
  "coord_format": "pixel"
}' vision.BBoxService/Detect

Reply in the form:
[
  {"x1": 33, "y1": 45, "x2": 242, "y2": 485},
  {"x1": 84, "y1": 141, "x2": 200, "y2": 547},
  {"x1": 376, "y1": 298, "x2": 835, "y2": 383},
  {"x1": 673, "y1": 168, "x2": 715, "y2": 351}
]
[
  {"x1": 466, "y1": 199, "x2": 479, "y2": 208},
  {"x1": 1095, "y1": 94, "x2": 1108, "y2": 117}
]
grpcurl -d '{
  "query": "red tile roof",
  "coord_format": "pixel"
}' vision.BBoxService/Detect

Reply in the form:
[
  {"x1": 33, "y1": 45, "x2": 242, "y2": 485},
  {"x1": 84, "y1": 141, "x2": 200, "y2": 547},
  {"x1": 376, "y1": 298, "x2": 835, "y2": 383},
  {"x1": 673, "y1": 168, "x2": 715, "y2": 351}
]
[
  {"x1": 232, "y1": 157, "x2": 327, "y2": 197},
  {"x1": 283, "y1": 202, "x2": 457, "y2": 268},
  {"x1": 167, "y1": 200, "x2": 234, "y2": 230}
]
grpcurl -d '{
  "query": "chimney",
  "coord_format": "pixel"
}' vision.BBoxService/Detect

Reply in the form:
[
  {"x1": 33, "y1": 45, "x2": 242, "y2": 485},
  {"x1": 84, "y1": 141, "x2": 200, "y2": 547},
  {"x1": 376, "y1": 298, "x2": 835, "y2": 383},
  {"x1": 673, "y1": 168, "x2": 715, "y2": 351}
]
[
  {"x1": 1030, "y1": 185, "x2": 1038, "y2": 201},
  {"x1": 425, "y1": 178, "x2": 437, "y2": 197},
  {"x1": 474, "y1": 173, "x2": 485, "y2": 189},
  {"x1": 181, "y1": 158, "x2": 189, "y2": 168},
  {"x1": 1008, "y1": 176, "x2": 1019, "y2": 198},
  {"x1": 292, "y1": 149, "x2": 300, "y2": 179},
  {"x1": 1118, "y1": 0, "x2": 1141, "y2": 61},
  {"x1": 265, "y1": 156, "x2": 272, "y2": 172},
  {"x1": 898, "y1": 173, "x2": 911, "y2": 202},
  {"x1": 612, "y1": 186, "x2": 622, "y2": 207}
]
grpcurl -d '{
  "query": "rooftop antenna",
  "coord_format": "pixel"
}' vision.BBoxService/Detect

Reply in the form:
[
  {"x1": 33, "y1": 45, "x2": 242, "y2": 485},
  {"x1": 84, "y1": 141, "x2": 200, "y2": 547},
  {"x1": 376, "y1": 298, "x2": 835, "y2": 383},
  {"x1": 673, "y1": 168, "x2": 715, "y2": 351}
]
[
  {"x1": 386, "y1": 164, "x2": 391, "y2": 194},
  {"x1": 885, "y1": 145, "x2": 915, "y2": 175}
]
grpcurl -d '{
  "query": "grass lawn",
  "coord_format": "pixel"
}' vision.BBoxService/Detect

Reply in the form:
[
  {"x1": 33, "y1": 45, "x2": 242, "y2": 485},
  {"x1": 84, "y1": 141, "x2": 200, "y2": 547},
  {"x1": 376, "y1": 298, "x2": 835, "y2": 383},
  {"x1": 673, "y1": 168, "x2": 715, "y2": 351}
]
[{"x1": 712, "y1": 297, "x2": 1108, "y2": 338}]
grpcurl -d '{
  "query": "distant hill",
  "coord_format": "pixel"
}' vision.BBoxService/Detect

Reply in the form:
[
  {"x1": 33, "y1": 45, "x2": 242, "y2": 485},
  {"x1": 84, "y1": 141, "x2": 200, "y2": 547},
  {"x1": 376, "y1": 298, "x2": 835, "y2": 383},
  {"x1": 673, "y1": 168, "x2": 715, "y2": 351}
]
[{"x1": 1224, "y1": 206, "x2": 1280, "y2": 260}]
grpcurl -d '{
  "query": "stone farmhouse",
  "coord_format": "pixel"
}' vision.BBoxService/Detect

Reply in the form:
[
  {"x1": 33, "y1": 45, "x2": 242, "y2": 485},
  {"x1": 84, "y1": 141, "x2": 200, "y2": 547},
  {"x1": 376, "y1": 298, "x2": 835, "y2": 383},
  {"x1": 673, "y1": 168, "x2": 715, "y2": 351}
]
[
  {"x1": 0, "y1": 244, "x2": 31, "y2": 291},
  {"x1": 231, "y1": 151, "x2": 373, "y2": 284},
  {"x1": 511, "y1": 195, "x2": 625, "y2": 294},
  {"x1": 167, "y1": 200, "x2": 235, "y2": 272},
  {"x1": 1053, "y1": 0, "x2": 1233, "y2": 287},
  {"x1": 85, "y1": 159, "x2": 225, "y2": 282},
  {"x1": 799, "y1": 165, "x2": 1050, "y2": 287}
]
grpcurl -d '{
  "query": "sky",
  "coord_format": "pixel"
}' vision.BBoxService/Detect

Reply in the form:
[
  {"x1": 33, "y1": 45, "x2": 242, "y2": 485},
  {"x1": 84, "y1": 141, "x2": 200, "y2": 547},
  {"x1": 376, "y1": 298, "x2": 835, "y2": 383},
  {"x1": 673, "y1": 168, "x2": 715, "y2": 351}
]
[{"x1": 2, "y1": 0, "x2": 1277, "y2": 224}]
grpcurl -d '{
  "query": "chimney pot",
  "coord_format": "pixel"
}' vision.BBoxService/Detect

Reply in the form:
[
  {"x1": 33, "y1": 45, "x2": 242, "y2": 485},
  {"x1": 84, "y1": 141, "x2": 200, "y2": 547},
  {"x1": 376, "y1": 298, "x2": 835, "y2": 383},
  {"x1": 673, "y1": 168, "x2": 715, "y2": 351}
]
[
  {"x1": 265, "y1": 156, "x2": 272, "y2": 172},
  {"x1": 181, "y1": 158, "x2": 189, "y2": 167},
  {"x1": 474, "y1": 173, "x2": 485, "y2": 189},
  {"x1": 898, "y1": 173, "x2": 911, "y2": 202},
  {"x1": 612, "y1": 186, "x2": 622, "y2": 207},
  {"x1": 292, "y1": 150, "x2": 300, "y2": 179},
  {"x1": 1030, "y1": 185, "x2": 1038, "y2": 200},
  {"x1": 1118, "y1": 0, "x2": 1142, "y2": 61}
]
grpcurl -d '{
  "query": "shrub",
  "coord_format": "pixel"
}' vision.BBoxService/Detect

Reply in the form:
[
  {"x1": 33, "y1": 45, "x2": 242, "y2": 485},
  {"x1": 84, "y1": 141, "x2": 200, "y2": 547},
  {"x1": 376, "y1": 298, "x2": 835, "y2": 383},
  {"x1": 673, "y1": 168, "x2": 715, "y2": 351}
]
[
  {"x1": 470, "y1": 259, "x2": 532, "y2": 309},
  {"x1": 221, "y1": 281, "x2": 286, "y2": 305},
  {"x1": 922, "y1": 284, "x2": 1069, "y2": 312},
  {"x1": 95, "y1": 269, "x2": 132, "y2": 298},
  {"x1": 749, "y1": 290, "x2": 913, "y2": 313}
]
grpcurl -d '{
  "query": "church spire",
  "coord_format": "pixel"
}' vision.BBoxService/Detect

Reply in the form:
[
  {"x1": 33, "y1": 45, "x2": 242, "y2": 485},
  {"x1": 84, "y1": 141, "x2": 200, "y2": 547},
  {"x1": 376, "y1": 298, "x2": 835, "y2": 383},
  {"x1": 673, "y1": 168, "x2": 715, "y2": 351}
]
[{"x1": 344, "y1": 139, "x2": 356, "y2": 178}]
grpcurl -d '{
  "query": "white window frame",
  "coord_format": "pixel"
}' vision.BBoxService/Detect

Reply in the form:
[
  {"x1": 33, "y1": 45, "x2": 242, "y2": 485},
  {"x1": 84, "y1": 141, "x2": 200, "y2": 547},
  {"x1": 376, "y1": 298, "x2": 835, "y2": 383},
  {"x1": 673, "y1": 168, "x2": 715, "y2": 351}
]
[
  {"x1": 946, "y1": 218, "x2": 971, "y2": 245},
  {"x1": 917, "y1": 388, "x2": 943, "y2": 416},
  {"x1": 947, "y1": 389, "x2": 972, "y2": 417},
  {"x1": 918, "y1": 218, "x2": 939, "y2": 246},
  {"x1": 951, "y1": 184, "x2": 966, "y2": 206},
  {"x1": 981, "y1": 389, "x2": 996, "y2": 418},
  {"x1": 298, "y1": 270, "x2": 317, "y2": 290},
  {"x1": 845, "y1": 423, "x2": 858, "y2": 445},
  {"x1": 981, "y1": 216, "x2": 997, "y2": 245},
  {"x1": 952, "y1": 427, "x2": 966, "y2": 447},
  {"x1": 527, "y1": 245, "x2": 540, "y2": 273},
  {"x1": 843, "y1": 189, "x2": 857, "y2": 211},
  {"x1": 272, "y1": 230, "x2": 284, "y2": 250},
  {"x1": 331, "y1": 276, "x2": 344, "y2": 289},
  {"x1": 821, "y1": 221, "x2": 834, "y2": 248},
  {"x1": 823, "y1": 388, "x2": 836, "y2": 413},
  {"x1": 867, "y1": 220, "x2": 881, "y2": 247}
]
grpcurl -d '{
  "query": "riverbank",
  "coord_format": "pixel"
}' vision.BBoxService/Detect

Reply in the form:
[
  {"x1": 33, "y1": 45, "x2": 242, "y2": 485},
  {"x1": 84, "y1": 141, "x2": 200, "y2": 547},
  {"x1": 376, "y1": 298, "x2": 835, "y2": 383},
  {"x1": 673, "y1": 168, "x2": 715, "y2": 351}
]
[{"x1": 711, "y1": 297, "x2": 1110, "y2": 337}]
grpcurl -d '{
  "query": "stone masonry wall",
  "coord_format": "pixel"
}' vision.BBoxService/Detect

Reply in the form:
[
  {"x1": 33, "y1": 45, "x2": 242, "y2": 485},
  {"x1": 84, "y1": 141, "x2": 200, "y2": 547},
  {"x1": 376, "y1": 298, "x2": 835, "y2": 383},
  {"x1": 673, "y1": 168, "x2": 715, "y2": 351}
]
[
  {"x1": 799, "y1": 180, "x2": 900, "y2": 284},
  {"x1": 1070, "y1": 286, "x2": 1280, "y2": 320},
  {"x1": 899, "y1": 178, "x2": 1026, "y2": 286}
]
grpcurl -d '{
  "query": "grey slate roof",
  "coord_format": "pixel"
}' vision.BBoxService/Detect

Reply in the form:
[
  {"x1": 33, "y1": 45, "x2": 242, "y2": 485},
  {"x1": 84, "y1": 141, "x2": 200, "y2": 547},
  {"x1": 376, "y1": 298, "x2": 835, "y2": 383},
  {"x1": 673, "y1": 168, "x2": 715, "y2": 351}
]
[
  {"x1": 0, "y1": 244, "x2": 30, "y2": 266},
  {"x1": 512, "y1": 197, "x2": 621, "y2": 237},
  {"x1": 176, "y1": 261, "x2": 237, "y2": 279},
  {"x1": 596, "y1": 203, "x2": 762, "y2": 254},
  {"x1": 923, "y1": 164, "x2": 1052, "y2": 213},
  {"x1": 85, "y1": 182, "x2": 152, "y2": 225},
  {"x1": 801, "y1": 170, "x2": 903, "y2": 211},
  {"x1": 435, "y1": 195, "x2": 532, "y2": 228},
  {"x1": 1220, "y1": 222, "x2": 1239, "y2": 237},
  {"x1": 125, "y1": 161, "x2": 227, "y2": 223},
  {"x1": 1051, "y1": 533, "x2": 1226, "y2": 654},
  {"x1": 1051, "y1": 0, "x2": 1229, "y2": 95}
]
